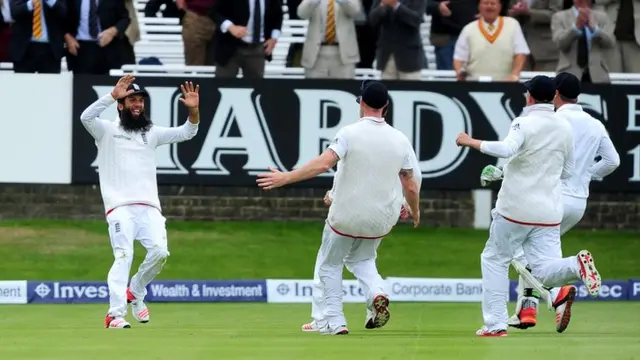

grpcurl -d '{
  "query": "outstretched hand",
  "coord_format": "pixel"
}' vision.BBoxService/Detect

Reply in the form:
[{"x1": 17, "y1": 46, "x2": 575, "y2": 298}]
[
  {"x1": 179, "y1": 81, "x2": 200, "y2": 109},
  {"x1": 111, "y1": 74, "x2": 136, "y2": 100},
  {"x1": 256, "y1": 167, "x2": 290, "y2": 191}
]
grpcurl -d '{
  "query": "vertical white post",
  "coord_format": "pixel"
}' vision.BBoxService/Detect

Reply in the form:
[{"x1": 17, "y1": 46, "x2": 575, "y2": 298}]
[{"x1": 472, "y1": 189, "x2": 493, "y2": 229}]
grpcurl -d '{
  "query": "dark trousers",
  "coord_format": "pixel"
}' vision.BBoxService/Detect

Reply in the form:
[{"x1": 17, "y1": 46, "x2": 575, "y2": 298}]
[
  {"x1": 13, "y1": 42, "x2": 60, "y2": 73},
  {"x1": 67, "y1": 40, "x2": 120, "y2": 74},
  {"x1": 215, "y1": 43, "x2": 265, "y2": 78},
  {"x1": 0, "y1": 25, "x2": 10, "y2": 62}
]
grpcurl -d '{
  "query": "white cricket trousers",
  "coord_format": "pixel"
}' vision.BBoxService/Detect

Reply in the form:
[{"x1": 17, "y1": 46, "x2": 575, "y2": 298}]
[
  {"x1": 106, "y1": 204, "x2": 170, "y2": 318},
  {"x1": 481, "y1": 210, "x2": 581, "y2": 331},
  {"x1": 513, "y1": 195, "x2": 587, "y2": 299},
  {"x1": 311, "y1": 224, "x2": 387, "y2": 330}
]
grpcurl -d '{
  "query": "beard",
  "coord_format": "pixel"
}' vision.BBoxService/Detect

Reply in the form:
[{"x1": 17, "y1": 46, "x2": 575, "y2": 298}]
[{"x1": 120, "y1": 107, "x2": 153, "y2": 133}]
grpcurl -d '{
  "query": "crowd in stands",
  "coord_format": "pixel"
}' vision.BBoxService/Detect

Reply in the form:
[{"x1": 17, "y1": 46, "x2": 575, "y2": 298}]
[{"x1": 0, "y1": 0, "x2": 638, "y2": 83}]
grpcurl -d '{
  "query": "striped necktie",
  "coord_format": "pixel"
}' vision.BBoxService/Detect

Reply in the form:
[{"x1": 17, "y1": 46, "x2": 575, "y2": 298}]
[
  {"x1": 487, "y1": 23, "x2": 494, "y2": 32},
  {"x1": 324, "y1": 0, "x2": 336, "y2": 44},
  {"x1": 32, "y1": 0, "x2": 43, "y2": 39}
]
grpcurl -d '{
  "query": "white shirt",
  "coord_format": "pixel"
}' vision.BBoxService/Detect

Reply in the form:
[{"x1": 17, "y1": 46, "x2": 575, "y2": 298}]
[
  {"x1": 76, "y1": 0, "x2": 102, "y2": 41},
  {"x1": 1, "y1": 0, "x2": 12, "y2": 23},
  {"x1": 220, "y1": 0, "x2": 281, "y2": 43},
  {"x1": 453, "y1": 17, "x2": 530, "y2": 61},
  {"x1": 326, "y1": 117, "x2": 414, "y2": 238},
  {"x1": 480, "y1": 104, "x2": 574, "y2": 225},
  {"x1": 80, "y1": 94, "x2": 199, "y2": 214},
  {"x1": 556, "y1": 104, "x2": 620, "y2": 199}
]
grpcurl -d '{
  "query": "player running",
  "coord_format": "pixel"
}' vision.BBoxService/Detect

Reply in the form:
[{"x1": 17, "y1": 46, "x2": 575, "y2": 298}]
[
  {"x1": 79, "y1": 75, "x2": 200, "y2": 328},
  {"x1": 456, "y1": 75, "x2": 602, "y2": 337},
  {"x1": 480, "y1": 73, "x2": 620, "y2": 332},
  {"x1": 257, "y1": 80, "x2": 420, "y2": 335}
]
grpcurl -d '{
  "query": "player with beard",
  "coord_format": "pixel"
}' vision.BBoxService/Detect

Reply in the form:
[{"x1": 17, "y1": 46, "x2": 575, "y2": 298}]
[{"x1": 79, "y1": 74, "x2": 200, "y2": 329}]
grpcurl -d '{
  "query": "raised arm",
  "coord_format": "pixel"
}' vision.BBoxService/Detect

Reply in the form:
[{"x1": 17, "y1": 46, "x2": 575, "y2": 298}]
[
  {"x1": 79, "y1": 94, "x2": 116, "y2": 140},
  {"x1": 551, "y1": 11, "x2": 581, "y2": 52},
  {"x1": 155, "y1": 81, "x2": 200, "y2": 146},
  {"x1": 393, "y1": 0, "x2": 426, "y2": 29},
  {"x1": 369, "y1": 0, "x2": 391, "y2": 27}
]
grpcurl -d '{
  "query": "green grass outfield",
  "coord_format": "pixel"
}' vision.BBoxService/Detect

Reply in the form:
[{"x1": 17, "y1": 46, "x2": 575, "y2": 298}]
[{"x1": 0, "y1": 220, "x2": 639, "y2": 360}]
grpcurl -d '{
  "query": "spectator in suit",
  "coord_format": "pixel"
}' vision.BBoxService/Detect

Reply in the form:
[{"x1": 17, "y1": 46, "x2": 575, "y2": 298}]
[
  {"x1": 0, "y1": 0, "x2": 13, "y2": 62},
  {"x1": 122, "y1": 0, "x2": 139, "y2": 65},
  {"x1": 9, "y1": 0, "x2": 66, "y2": 73},
  {"x1": 144, "y1": 0, "x2": 183, "y2": 20},
  {"x1": 426, "y1": 0, "x2": 477, "y2": 70},
  {"x1": 181, "y1": 0, "x2": 215, "y2": 65},
  {"x1": 453, "y1": 0, "x2": 530, "y2": 81},
  {"x1": 211, "y1": 0, "x2": 284, "y2": 78},
  {"x1": 64, "y1": 0, "x2": 130, "y2": 74},
  {"x1": 551, "y1": 0, "x2": 615, "y2": 83},
  {"x1": 369, "y1": 0, "x2": 427, "y2": 80},
  {"x1": 285, "y1": 0, "x2": 303, "y2": 67},
  {"x1": 508, "y1": 0, "x2": 563, "y2": 71},
  {"x1": 298, "y1": 0, "x2": 361, "y2": 78},
  {"x1": 594, "y1": 0, "x2": 640, "y2": 73}
]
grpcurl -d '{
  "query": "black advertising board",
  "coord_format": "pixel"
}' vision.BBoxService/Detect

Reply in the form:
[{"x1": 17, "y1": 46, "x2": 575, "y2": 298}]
[{"x1": 71, "y1": 75, "x2": 640, "y2": 192}]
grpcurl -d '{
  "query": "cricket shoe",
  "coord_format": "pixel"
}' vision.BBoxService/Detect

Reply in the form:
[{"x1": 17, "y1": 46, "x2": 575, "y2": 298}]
[
  {"x1": 577, "y1": 250, "x2": 601, "y2": 297},
  {"x1": 553, "y1": 285, "x2": 577, "y2": 333},
  {"x1": 475, "y1": 326, "x2": 507, "y2": 337},
  {"x1": 127, "y1": 287, "x2": 149, "y2": 323},
  {"x1": 301, "y1": 321, "x2": 320, "y2": 332},
  {"x1": 508, "y1": 297, "x2": 538, "y2": 330},
  {"x1": 320, "y1": 325, "x2": 349, "y2": 335},
  {"x1": 105, "y1": 315, "x2": 131, "y2": 329},
  {"x1": 365, "y1": 294, "x2": 391, "y2": 329}
]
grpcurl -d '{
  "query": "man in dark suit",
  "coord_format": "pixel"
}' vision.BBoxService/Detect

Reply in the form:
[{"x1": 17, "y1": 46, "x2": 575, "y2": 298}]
[
  {"x1": 64, "y1": 0, "x2": 130, "y2": 74},
  {"x1": 9, "y1": 0, "x2": 66, "y2": 73},
  {"x1": 369, "y1": 0, "x2": 427, "y2": 80},
  {"x1": 0, "y1": 0, "x2": 13, "y2": 62},
  {"x1": 211, "y1": 0, "x2": 284, "y2": 78}
]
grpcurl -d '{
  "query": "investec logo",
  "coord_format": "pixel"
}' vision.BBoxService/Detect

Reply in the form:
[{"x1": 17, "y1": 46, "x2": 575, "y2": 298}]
[
  {"x1": 87, "y1": 85, "x2": 607, "y2": 177},
  {"x1": 34, "y1": 282, "x2": 108, "y2": 299}
]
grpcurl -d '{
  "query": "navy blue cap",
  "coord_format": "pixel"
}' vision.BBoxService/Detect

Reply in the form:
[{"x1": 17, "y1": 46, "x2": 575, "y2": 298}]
[
  {"x1": 355, "y1": 80, "x2": 388, "y2": 110},
  {"x1": 554, "y1": 72, "x2": 581, "y2": 99},
  {"x1": 119, "y1": 83, "x2": 149, "y2": 102},
  {"x1": 524, "y1": 75, "x2": 556, "y2": 103}
]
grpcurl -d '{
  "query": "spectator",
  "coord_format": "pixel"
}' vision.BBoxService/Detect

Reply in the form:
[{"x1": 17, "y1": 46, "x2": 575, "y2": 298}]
[
  {"x1": 122, "y1": 0, "x2": 139, "y2": 65},
  {"x1": 453, "y1": 0, "x2": 530, "y2": 81},
  {"x1": 551, "y1": 0, "x2": 615, "y2": 83},
  {"x1": 0, "y1": 0, "x2": 12, "y2": 62},
  {"x1": 369, "y1": 0, "x2": 427, "y2": 80},
  {"x1": 355, "y1": 0, "x2": 377, "y2": 68},
  {"x1": 426, "y1": 0, "x2": 476, "y2": 70},
  {"x1": 508, "y1": 0, "x2": 563, "y2": 71},
  {"x1": 594, "y1": 0, "x2": 640, "y2": 73},
  {"x1": 181, "y1": 0, "x2": 215, "y2": 65},
  {"x1": 298, "y1": 0, "x2": 361, "y2": 78},
  {"x1": 285, "y1": 0, "x2": 303, "y2": 67},
  {"x1": 144, "y1": 0, "x2": 183, "y2": 21},
  {"x1": 9, "y1": 0, "x2": 66, "y2": 73},
  {"x1": 211, "y1": 0, "x2": 284, "y2": 79},
  {"x1": 64, "y1": 0, "x2": 131, "y2": 74}
]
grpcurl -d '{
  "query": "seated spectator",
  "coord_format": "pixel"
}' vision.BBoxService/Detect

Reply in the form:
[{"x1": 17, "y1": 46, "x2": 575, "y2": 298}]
[
  {"x1": 453, "y1": 0, "x2": 530, "y2": 81},
  {"x1": 0, "y1": 0, "x2": 12, "y2": 62},
  {"x1": 551, "y1": 0, "x2": 615, "y2": 83},
  {"x1": 594, "y1": 0, "x2": 640, "y2": 73},
  {"x1": 369, "y1": 0, "x2": 427, "y2": 80},
  {"x1": 298, "y1": 0, "x2": 361, "y2": 79}
]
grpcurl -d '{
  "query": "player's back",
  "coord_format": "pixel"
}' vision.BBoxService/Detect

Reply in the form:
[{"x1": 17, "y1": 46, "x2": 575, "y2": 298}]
[
  {"x1": 556, "y1": 105, "x2": 608, "y2": 199},
  {"x1": 496, "y1": 110, "x2": 573, "y2": 225},
  {"x1": 328, "y1": 120, "x2": 410, "y2": 238}
]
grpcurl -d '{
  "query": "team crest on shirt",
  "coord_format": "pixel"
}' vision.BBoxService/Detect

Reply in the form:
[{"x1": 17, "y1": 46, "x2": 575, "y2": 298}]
[{"x1": 141, "y1": 133, "x2": 148, "y2": 145}]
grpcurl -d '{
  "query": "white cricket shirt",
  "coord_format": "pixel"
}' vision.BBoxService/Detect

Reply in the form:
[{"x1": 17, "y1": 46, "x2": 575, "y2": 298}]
[
  {"x1": 555, "y1": 104, "x2": 620, "y2": 199},
  {"x1": 326, "y1": 117, "x2": 414, "y2": 238},
  {"x1": 480, "y1": 104, "x2": 574, "y2": 225},
  {"x1": 80, "y1": 94, "x2": 199, "y2": 214}
]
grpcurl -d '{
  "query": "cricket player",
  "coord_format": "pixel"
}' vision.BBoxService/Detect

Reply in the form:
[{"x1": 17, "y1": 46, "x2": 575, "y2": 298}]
[
  {"x1": 456, "y1": 75, "x2": 602, "y2": 337},
  {"x1": 497, "y1": 73, "x2": 619, "y2": 332},
  {"x1": 257, "y1": 80, "x2": 421, "y2": 335},
  {"x1": 310, "y1": 130, "x2": 422, "y2": 333},
  {"x1": 79, "y1": 75, "x2": 200, "y2": 328}
]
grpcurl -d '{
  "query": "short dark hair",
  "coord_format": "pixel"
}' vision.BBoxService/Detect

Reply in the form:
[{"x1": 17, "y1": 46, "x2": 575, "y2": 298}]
[
  {"x1": 533, "y1": 99, "x2": 552, "y2": 104},
  {"x1": 559, "y1": 94, "x2": 578, "y2": 103}
]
